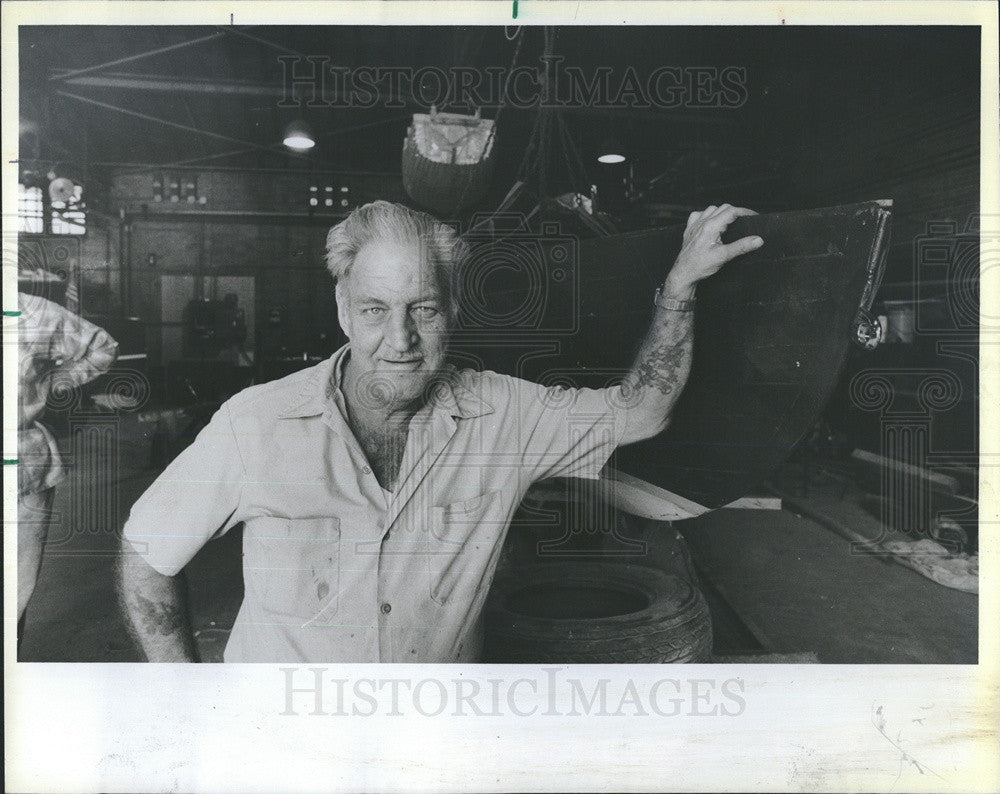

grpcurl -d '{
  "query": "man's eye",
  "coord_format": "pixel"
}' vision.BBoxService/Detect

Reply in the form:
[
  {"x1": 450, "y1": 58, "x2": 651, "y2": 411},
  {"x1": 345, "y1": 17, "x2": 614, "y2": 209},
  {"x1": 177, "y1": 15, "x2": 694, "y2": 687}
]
[
  {"x1": 413, "y1": 306, "x2": 439, "y2": 318},
  {"x1": 363, "y1": 306, "x2": 386, "y2": 316}
]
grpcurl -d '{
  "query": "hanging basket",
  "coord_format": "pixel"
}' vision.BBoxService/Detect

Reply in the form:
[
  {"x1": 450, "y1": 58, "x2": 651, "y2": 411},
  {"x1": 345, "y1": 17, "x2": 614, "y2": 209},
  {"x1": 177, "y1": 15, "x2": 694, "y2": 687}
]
[{"x1": 402, "y1": 108, "x2": 496, "y2": 217}]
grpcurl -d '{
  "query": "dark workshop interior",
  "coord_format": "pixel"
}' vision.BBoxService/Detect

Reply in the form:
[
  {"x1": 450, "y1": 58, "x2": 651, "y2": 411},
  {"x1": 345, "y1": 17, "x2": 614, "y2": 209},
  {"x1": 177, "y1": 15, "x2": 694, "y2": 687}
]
[{"x1": 16, "y1": 25, "x2": 979, "y2": 663}]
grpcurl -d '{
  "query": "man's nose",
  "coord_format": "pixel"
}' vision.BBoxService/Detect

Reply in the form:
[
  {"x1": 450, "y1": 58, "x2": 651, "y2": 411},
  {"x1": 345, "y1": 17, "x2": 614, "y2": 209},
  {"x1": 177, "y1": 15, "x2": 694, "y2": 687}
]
[{"x1": 386, "y1": 309, "x2": 417, "y2": 352}]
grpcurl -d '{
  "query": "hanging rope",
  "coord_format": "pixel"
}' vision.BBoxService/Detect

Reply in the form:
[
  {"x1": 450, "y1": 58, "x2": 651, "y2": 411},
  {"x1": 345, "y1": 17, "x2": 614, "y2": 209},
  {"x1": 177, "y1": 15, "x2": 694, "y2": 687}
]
[
  {"x1": 513, "y1": 27, "x2": 591, "y2": 200},
  {"x1": 556, "y1": 111, "x2": 590, "y2": 194},
  {"x1": 444, "y1": 27, "x2": 526, "y2": 217},
  {"x1": 538, "y1": 27, "x2": 557, "y2": 199},
  {"x1": 478, "y1": 26, "x2": 600, "y2": 237}
]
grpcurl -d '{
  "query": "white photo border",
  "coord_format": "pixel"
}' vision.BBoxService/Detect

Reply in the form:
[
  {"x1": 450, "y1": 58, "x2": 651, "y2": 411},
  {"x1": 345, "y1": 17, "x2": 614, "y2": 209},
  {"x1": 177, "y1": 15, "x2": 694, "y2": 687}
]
[{"x1": 3, "y1": 3, "x2": 998, "y2": 792}]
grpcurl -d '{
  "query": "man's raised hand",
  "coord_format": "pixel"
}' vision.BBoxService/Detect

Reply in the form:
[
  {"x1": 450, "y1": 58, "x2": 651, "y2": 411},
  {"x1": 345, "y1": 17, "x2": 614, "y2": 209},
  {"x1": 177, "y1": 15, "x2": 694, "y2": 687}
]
[{"x1": 663, "y1": 204, "x2": 763, "y2": 296}]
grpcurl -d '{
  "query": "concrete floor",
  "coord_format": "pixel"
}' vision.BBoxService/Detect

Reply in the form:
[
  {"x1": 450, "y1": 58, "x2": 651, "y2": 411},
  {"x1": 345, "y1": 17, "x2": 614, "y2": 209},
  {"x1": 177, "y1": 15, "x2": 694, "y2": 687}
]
[
  {"x1": 17, "y1": 465, "x2": 245, "y2": 663},
  {"x1": 680, "y1": 508, "x2": 977, "y2": 663},
  {"x1": 16, "y1": 422, "x2": 978, "y2": 663}
]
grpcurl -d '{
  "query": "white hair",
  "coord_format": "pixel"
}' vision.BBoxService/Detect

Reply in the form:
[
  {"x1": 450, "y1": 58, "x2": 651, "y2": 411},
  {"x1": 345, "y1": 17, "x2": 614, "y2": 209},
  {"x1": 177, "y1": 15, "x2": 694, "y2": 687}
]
[{"x1": 325, "y1": 200, "x2": 466, "y2": 319}]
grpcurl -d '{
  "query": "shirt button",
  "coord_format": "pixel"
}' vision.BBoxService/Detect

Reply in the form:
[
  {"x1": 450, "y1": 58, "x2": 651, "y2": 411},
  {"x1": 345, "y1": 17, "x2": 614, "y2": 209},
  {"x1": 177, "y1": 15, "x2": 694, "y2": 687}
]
[
  {"x1": 363, "y1": 466, "x2": 372, "y2": 474},
  {"x1": 380, "y1": 602, "x2": 392, "y2": 615}
]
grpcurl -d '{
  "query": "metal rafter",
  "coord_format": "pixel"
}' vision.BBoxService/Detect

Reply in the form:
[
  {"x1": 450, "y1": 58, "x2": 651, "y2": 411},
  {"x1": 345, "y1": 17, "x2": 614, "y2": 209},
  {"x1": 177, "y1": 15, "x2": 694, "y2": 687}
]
[
  {"x1": 46, "y1": 71, "x2": 741, "y2": 126},
  {"x1": 48, "y1": 31, "x2": 227, "y2": 82},
  {"x1": 221, "y1": 26, "x2": 308, "y2": 59},
  {"x1": 54, "y1": 90, "x2": 309, "y2": 162},
  {"x1": 116, "y1": 111, "x2": 413, "y2": 174}
]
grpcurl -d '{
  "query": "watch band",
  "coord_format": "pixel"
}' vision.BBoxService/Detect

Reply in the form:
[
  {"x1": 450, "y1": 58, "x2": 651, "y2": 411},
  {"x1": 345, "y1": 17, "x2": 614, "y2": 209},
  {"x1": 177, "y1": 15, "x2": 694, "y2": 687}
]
[{"x1": 654, "y1": 286, "x2": 697, "y2": 312}]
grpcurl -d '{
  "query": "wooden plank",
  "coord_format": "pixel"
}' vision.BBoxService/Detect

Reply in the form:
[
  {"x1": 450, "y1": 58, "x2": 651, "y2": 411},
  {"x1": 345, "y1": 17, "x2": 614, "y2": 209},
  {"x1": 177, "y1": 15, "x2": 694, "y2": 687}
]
[
  {"x1": 523, "y1": 474, "x2": 781, "y2": 520},
  {"x1": 596, "y1": 466, "x2": 709, "y2": 521},
  {"x1": 723, "y1": 496, "x2": 783, "y2": 510},
  {"x1": 851, "y1": 448, "x2": 961, "y2": 495}
]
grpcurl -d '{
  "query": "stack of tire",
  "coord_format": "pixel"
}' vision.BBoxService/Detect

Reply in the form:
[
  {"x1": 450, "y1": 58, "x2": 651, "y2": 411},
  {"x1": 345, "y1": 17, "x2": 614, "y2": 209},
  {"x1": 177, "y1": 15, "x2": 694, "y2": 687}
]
[{"x1": 484, "y1": 562, "x2": 713, "y2": 664}]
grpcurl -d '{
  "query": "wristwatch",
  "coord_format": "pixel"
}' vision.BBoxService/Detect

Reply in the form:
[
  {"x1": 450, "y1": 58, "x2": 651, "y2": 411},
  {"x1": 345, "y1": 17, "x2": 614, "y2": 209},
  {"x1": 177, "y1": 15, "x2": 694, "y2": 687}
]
[{"x1": 654, "y1": 285, "x2": 697, "y2": 312}]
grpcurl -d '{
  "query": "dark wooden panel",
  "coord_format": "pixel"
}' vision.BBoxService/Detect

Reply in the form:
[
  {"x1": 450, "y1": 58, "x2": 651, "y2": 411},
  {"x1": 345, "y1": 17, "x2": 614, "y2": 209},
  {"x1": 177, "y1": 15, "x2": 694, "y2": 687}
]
[
  {"x1": 204, "y1": 223, "x2": 285, "y2": 272},
  {"x1": 130, "y1": 222, "x2": 201, "y2": 274}
]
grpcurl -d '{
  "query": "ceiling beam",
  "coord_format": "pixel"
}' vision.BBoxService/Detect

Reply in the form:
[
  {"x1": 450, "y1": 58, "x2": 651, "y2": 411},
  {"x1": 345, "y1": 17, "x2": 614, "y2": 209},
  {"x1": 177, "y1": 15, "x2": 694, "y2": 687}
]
[
  {"x1": 52, "y1": 71, "x2": 289, "y2": 97},
  {"x1": 45, "y1": 72, "x2": 738, "y2": 126},
  {"x1": 115, "y1": 111, "x2": 413, "y2": 174},
  {"x1": 48, "y1": 32, "x2": 227, "y2": 82},
  {"x1": 221, "y1": 26, "x2": 309, "y2": 59},
  {"x1": 55, "y1": 90, "x2": 309, "y2": 162}
]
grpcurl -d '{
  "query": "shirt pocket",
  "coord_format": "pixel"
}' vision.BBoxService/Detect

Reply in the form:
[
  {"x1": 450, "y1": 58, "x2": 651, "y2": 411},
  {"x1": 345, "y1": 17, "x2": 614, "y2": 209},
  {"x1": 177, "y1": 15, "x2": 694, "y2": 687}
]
[
  {"x1": 428, "y1": 490, "x2": 505, "y2": 606},
  {"x1": 245, "y1": 516, "x2": 341, "y2": 623}
]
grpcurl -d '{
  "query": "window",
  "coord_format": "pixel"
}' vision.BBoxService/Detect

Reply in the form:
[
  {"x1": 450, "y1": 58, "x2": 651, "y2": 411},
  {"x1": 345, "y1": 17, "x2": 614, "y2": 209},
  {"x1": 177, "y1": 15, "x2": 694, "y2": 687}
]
[
  {"x1": 18, "y1": 182, "x2": 87, "y2": 235},
  {"x1": 18, "y1": 183, "x2": 44, "y2": 233},
  {"x1": 51, "y1": 183, "x2": 86, "y2": 235}
]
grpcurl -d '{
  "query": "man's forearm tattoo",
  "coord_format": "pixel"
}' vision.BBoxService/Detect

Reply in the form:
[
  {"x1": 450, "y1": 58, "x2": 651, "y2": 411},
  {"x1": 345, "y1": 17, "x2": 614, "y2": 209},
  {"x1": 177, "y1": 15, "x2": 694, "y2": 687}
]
[
  {"x1": 623, "y1": 314, "x2": 694, "y2": 403},
  {"x1": 633, "y1": 331, "x2": 693, "y2": 394}
]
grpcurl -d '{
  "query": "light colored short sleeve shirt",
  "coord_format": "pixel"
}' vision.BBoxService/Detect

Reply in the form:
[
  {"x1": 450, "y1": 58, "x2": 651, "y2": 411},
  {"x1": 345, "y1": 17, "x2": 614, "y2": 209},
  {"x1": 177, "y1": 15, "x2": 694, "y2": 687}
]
[
  {"x1": 18, "y1": 294, "x2": 118, "y2": 494},
  {"x1": 122, "y1": 344, "x2": 628, "y2": 662}
]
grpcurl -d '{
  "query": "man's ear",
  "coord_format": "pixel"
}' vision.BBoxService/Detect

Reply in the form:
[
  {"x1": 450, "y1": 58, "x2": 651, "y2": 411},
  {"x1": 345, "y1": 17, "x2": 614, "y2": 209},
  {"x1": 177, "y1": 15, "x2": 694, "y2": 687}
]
[{"x1": 335, "y1": 280, "x2": 351, "y2": 336}]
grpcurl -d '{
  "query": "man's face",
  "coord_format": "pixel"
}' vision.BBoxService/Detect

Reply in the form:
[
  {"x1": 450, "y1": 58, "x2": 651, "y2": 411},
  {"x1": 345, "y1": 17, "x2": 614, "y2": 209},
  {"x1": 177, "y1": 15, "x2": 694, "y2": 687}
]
[{"x1": 337, "y1": 235, "x2": 451, "y2": 413}]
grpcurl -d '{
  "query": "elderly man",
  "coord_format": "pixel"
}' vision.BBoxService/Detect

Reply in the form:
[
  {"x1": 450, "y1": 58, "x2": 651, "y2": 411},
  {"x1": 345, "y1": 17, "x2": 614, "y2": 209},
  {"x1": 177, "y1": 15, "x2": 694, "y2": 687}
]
[{"x1": 119, "y1": 200, "x2": 762, "y2": 662}]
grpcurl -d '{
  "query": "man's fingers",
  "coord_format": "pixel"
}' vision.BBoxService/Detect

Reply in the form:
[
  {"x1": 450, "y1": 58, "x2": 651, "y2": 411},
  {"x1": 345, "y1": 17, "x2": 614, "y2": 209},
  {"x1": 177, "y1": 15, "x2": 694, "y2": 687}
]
[
  {"x1": 705, "y1": 205, "x2": 757, "y2": 229},
  {"x1": 718, "y1": 234, "x2": 764, "y2": 261},
  {"x1": 700, "y1": 207, "x2": 758, "y2": 241}
]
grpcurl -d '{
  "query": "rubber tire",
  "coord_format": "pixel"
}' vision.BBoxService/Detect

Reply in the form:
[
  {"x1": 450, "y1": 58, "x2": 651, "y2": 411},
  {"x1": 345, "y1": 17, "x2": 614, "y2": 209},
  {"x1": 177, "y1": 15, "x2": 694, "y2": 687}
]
[{"x1": 484, "y1": 562, "x2": 713, "y2": 663}]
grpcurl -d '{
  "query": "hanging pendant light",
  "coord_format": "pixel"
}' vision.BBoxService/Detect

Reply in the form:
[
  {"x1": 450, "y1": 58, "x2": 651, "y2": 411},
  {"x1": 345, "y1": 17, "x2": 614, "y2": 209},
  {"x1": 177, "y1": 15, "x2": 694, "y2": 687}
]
[
  {"x1": 596, "y1": 120, "x2": 627, "y2": 164},
  {"x1": 283, "y1": 120, "x2": 315, "y2": 151}
]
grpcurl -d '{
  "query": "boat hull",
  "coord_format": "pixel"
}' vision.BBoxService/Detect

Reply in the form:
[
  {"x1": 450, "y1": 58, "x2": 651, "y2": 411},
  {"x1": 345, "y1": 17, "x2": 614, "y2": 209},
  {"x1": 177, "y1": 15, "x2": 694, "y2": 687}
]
[{"x1": 457, "y1": 201, "x2": 892, "y2": 509}]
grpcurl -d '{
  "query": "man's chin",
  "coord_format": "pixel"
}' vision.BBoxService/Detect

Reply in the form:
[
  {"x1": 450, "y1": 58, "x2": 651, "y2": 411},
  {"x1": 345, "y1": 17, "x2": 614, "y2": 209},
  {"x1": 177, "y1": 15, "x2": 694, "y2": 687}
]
[{"x1": 374, "y1": 367, "x2": 435, "y2": 408}]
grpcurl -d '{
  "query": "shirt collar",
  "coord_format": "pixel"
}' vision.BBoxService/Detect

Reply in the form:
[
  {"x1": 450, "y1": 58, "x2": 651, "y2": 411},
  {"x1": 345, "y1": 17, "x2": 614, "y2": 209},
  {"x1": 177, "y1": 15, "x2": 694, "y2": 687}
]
[{"x1": 278, "y1": 343, "x2": 494, "y2": 421}]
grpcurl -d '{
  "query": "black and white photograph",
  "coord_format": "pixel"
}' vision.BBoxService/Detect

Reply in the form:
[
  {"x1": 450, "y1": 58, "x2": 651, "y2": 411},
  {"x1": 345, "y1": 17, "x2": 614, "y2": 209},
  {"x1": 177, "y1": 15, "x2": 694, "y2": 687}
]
[{"x1": 4, "y1": 2, "x2": 998, "y2": 791}]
